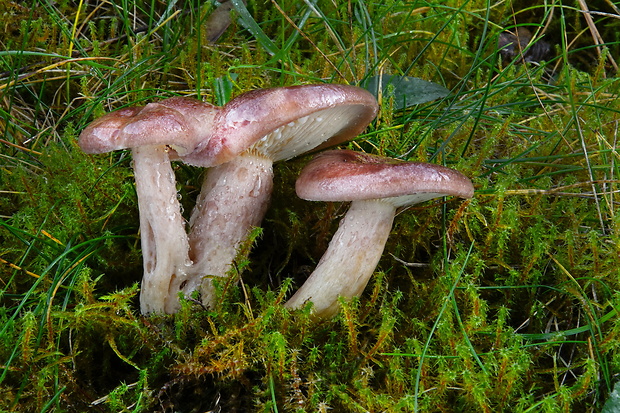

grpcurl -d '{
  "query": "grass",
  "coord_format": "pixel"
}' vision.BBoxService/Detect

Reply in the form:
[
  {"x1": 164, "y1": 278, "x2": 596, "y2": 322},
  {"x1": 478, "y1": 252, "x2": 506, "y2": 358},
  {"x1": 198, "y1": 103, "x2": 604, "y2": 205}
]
[{"x1": 1, "y1": 0, "x2": 619, "y2": 411}]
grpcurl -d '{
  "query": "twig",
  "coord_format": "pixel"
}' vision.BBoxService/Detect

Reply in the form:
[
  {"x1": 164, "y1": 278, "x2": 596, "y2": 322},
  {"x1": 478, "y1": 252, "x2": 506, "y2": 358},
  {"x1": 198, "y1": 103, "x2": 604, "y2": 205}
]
[{"x1": 389, "y1": 253, "x2": 430, "y2": 268}]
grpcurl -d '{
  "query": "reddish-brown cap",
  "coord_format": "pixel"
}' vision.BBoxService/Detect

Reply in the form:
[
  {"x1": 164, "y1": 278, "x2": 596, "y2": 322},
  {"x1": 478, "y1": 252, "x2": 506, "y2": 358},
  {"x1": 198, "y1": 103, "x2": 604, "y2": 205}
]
[
  {"x1": 181, "y1": 84, "x2": 378, "y2": 167},
  {"x1": 296, "y1": 150, "x2": 474, "y2": 207},
  {"x1": 78, "y1": 97, "x2": 219, "y2": 156}
]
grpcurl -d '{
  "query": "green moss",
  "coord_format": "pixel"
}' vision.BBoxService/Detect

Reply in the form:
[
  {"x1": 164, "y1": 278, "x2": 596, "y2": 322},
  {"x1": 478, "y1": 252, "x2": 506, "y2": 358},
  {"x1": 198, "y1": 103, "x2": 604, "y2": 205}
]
[{"x1": 1, "y1": 0, "x2": 620, "y2": 411}]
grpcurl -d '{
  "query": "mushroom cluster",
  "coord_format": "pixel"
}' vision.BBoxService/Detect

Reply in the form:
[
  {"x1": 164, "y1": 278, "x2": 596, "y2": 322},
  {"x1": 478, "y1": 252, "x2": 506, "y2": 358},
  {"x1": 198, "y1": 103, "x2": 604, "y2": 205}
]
[
  {"x1": 79, "y1": 84, "x2": 378, "y2": 314},
  {"x1": 79, "y1": 84, "x2": 474, "y2": 318}
]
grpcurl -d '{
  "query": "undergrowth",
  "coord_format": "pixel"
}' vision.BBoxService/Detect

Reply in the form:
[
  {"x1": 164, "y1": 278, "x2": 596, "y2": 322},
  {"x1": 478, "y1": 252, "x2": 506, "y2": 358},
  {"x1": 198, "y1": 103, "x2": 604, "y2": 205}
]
[{"x1": 1, "y1": 0, "x2": 619, "y2": 411}]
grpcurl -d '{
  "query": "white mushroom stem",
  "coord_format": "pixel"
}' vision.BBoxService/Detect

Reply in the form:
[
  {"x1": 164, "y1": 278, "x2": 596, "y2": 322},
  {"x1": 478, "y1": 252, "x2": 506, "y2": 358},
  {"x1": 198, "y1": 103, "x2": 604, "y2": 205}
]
[
  {"x1": 285, "y1": 199, "x2": 396, "y2": 318},
  {"x1": 182, "y1": 152, "x2": 273, "y2": 307},
  {"x1": 133, "y1": 146, "x2": 192, "y2": 314}
]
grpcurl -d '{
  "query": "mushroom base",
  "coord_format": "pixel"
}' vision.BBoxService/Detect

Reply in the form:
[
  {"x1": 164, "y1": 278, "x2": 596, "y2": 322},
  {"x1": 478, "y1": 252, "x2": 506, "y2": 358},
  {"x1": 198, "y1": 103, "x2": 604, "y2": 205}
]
[{"x1": 285, "y1": 199, "x2": 396, "y2": 318}]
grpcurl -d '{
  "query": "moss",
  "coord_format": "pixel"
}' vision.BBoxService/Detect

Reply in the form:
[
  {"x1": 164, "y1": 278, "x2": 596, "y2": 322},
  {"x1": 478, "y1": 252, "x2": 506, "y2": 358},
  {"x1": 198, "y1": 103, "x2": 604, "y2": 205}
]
[{"x1": 1, "y1": 0, "x2": 619, "y2": 411}]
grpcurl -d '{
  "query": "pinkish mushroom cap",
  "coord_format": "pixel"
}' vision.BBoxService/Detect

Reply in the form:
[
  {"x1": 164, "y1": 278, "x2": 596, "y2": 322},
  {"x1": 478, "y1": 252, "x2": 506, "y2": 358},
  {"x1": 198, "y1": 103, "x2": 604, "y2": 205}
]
[
  {"x1": 78, "y1": 97, "x2": 219, "y2": 156},
  {"x1": 181, "y1": 84, "x2": 379, "y2": 166},
  {"x1": 296, "y1": 149, "x2": 475, "y2": 206}
]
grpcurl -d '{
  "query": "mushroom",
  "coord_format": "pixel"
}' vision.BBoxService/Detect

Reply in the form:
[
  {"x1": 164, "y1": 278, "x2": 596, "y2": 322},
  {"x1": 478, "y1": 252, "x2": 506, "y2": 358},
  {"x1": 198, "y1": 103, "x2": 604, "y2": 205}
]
[
  {"x1": 178, "y1": 85, "x2": 379, "y2": 308},
  {"x1": 284, "y1": 149, "x2": 474, "y2": 318},
  {"x1": 78, "y1": 97, "x2": 220, "y2": 314}
]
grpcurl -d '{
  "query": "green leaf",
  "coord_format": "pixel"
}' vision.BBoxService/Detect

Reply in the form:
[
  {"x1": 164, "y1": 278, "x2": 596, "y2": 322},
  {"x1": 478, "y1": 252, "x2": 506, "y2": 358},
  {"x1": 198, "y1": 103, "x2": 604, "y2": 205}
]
[
  {"x1": 603, "y1": 381, "x2": 620, "y2": 413},
  {"x1": 361, "y1": 75, "x2": 450, "y2": 110},
  {"x1": 214, "y1": 73, "x2": 238, "y2": 106}
]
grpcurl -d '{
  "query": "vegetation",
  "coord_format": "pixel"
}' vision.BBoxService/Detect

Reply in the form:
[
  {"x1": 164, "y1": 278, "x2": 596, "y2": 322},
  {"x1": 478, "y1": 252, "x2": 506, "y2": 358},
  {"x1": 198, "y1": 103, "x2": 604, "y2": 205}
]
[{"x1": 1, "y1": 0, "x2": 619, "y2": 411}]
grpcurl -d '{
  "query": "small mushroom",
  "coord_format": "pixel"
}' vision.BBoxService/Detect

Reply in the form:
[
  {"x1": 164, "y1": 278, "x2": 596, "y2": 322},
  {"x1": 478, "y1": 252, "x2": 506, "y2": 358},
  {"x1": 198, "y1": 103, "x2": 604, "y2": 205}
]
[
  {"x1": 498, "y1": 27, "x2": 552, "y2": 64},
  {"x1": 284, "y1": 150, "x2": 474, "y2": 318},
  {"x1": 179, "y1": 85, "x2": 379, "y2": 308},
  {"x1": 78, "y1": 97, "x2": 220, "y2": 314}
]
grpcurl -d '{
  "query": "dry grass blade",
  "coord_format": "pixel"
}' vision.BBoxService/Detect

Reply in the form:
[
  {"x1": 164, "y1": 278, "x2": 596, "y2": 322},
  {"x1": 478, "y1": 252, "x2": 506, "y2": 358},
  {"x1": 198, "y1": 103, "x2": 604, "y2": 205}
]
[{"x1": 577, "y1": 0, "x2": 619, "y2": 72}]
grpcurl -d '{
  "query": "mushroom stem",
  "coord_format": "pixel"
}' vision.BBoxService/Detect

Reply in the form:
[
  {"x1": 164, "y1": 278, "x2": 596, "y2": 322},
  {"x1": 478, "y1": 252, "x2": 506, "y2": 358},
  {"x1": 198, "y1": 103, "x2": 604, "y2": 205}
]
[
  {"x1": 285, "y1": 199, "x2": 396, "y2": 318},
  {"x1": 182, "y1": 152, "x2": 274, "y2": 307},
  {"x1": 133, "y1": 145, "x2": 192, "y2": 314}
]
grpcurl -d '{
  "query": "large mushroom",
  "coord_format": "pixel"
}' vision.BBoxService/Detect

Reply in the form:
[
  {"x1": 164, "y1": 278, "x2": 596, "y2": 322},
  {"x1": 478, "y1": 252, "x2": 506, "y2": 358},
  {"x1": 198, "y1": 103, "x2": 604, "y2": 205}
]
[
  {"x1": 284, "y1": 149, "x2": 474, "y2": 318},
  {"x1": 178, "y1": 85, "x2": 379, "y2": 308},
  {"x1": 78, "y1": 97, "x2": 220, "y2": 314}
]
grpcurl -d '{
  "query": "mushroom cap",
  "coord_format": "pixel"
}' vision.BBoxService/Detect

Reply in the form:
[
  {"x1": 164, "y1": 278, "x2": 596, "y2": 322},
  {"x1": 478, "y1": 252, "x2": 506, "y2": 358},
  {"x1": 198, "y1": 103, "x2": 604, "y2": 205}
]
[
  {"x1": 78, "y1": 97, "x2": 219, "y2": 156},
  {"x1": 181, "y1": 84, "x2": 379, "y2": 167},
  {"x1": 295, "y1": 150, "x2": 475, "y2": 207}
]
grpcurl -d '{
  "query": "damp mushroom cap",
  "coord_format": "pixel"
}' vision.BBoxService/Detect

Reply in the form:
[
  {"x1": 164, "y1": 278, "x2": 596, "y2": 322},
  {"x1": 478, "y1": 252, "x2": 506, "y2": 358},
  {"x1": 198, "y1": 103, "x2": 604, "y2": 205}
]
[
  {"x1": 78, "y1": 97, "x2": 219, "y2": 156},
  {"x1": 181, "y1": 84, "x2": 379, "y2": 167},
  {"x1": 295, "y1": 149, "x2": 475, "y2": 207}
]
